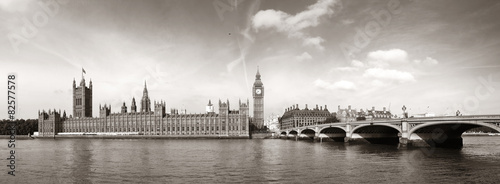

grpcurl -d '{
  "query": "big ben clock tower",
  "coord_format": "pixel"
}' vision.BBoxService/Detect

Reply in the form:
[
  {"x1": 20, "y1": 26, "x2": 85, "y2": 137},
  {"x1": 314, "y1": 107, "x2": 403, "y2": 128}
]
[{"x1": 253, "y1": 68, "x2": 264, "y2": 129}]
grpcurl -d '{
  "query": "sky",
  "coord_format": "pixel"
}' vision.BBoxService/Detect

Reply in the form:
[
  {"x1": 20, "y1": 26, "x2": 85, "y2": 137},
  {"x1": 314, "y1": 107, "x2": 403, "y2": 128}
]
[{"x1": 1, "y1": 0, "x2": 500, "y2": 120}]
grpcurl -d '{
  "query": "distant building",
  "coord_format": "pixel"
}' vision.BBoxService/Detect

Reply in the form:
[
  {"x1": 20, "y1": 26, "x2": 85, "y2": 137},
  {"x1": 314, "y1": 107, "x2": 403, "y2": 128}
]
[
  {"x1": 337, "y1": 105, "x2": 357, "y2": 122},
  {"x1": 38, "y1": 77, "x2": 250, "y2": 138},
  {"x1": 279, "y1": 104, "x2": 331, "y2": 130},
  {"x1": 264, "y1": 113, "x2": 280, "y2": 132},
  {"x1": 364, "y1": 107, "x2": 392, "y2": 120},
  {"x1": 412, "y1": 113, "x2": 435, "y2": 118}
]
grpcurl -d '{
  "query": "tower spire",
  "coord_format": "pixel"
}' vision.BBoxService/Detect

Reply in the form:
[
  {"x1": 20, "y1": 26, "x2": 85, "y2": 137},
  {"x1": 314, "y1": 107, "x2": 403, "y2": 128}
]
[
  {"x1": 256, "y1": 66, "x2": 261, "y2": 80},
  {"x1": 141, "y1": 81, "x2": 151, "y2": 112}
]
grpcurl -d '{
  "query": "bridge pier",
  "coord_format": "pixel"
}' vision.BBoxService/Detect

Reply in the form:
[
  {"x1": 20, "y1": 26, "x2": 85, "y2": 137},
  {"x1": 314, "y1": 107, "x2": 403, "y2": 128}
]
[
  {"x1": 398, "y1": 137, "x2": 408, "y2": 149},
  {"x1": 399, "y1": 120, "x2": 409, "y2": 148},
  {"x1": 344, "y1": 137, "x2": 350, "y2": 143}
]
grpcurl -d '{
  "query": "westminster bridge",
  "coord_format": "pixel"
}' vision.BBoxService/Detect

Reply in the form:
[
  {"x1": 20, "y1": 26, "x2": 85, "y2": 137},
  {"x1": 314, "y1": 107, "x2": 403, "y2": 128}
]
[{"x1": 279, "y1": 115, "x2": 500, "y2": 148}]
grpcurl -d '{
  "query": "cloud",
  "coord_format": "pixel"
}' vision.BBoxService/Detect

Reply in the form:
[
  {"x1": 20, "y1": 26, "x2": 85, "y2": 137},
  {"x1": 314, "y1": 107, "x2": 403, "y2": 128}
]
[
  {"x1": 296, "y1": 52, "x2": 313, "y2": 61},
  {"x1": 314, "y1": 79, "x2": 356, "y2": 90},
  {"x1": 351, "y1": 60, "x2": 364, "y2": 67},
  {"x1": 414, "y1": 57, "x2": 439, "y2": 65},
  {"x1": 371, "y1": 80, "x2": 386, "y2": 87},
  {"x1": 252, "y1": 0, "x2": 338, "y2": 51},
  {"x1": 334, "y1": 59, "x2": 364, "y2": 72},
  {"x1": 303, "y1": 37, "x2": 325, "y2": 50},
  {"x1": 335, "y1": 67, "x2": 358, "y2": 72},
  {"x1": 367, "y1": 49, "x2": 408, "y2": 67},
  {"x1": 363, "y1": 68, "x2": 416, "y2": 83},
  {"x1": 251, "y1": 10, "x2": 287, "y2": 30},
  {"x1": 332, "y1": 80, "x2": 356, "y2": 90}
]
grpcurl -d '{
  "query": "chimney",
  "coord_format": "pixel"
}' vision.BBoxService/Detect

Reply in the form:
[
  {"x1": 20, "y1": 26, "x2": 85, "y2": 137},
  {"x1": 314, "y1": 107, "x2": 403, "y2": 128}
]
[
  {"x1": 383, "y1": 107, "x2": 386, "y2": 113},
  {"x1": 316, "y1": 104, "x2": 319, "y2": 110},
  {"x1": 320, "y1": 106, "x2": 323, "y2": 111},
  {"x1": 348, "y1": 105, "x2": 351, "y2": 110},
  {"x1": 325, "y1": 105, "x2": 328, "y2": 110},
  {"x1": 305, "y1": 104, "x2": 308, "y2": 110},
  {"x1": 372, "y1": 106, "x2": 375, "y2": 111},
  {"x1": 338, "y1": 105, "x2": 340, "y2": 110},
  {"x1": 296, "y1": 104, "x2": 299, "y2": 110}
]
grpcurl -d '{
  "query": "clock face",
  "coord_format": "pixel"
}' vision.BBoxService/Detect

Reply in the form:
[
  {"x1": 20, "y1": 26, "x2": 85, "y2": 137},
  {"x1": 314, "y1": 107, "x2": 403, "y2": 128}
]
[{"x1": 256, "y1": 89, "x2": 261, "y2": 94}]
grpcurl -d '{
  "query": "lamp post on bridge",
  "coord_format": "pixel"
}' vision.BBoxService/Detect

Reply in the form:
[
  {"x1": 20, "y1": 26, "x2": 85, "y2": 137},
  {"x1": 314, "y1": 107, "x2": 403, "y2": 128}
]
[
  {"x1": 402, "y1": 105, "x2": 408, "y2": 119},
  {"x1": 400, "y1": 105, "x2": 409, "y2": 148}
]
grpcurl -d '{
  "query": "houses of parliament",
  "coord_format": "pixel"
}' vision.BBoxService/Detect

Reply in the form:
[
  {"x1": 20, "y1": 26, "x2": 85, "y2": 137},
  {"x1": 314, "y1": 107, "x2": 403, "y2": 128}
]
[{"x1": 37, "y1": 69, "x2": 265, "y2": 138}]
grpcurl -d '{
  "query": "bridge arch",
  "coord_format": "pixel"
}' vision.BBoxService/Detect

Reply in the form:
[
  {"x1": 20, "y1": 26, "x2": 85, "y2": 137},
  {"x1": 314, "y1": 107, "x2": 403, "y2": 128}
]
[
  {"x1": 350, "y1": 124, "x2": 401, "y2": 145},
  {"x1": 298, "y1": 129, "x2": 316, "y2": 140},
  {"x1": 319, "y1": 126, "x2": 347, "y2": 133},
  {"x1": 319, "y1": 127, "x2": 347, "y2": 142},
  {"x1": 408, "y1": 121, "x2": 500, "y2": 136},
  {"x1": 351, "y1": 124, "x2": 402, "y2": 134},
  {"x1": 289, "y1": 130, "x2": 298, "y2": 136},
  {"x1": 408, "y1": 121, "x2": 500, "y2": 148},
  {"x1": 299, "y1": 128, "x2": 316, "y2": 134}
]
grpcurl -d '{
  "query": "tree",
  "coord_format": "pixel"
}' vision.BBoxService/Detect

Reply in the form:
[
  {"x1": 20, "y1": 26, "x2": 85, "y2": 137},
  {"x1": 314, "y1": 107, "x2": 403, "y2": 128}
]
[
  {"x1": 0, "y1": 119, "x2": 38, "y2": 135},
  {"x1": 323, "y1": 116, "x2": 340, "y2": 124}
]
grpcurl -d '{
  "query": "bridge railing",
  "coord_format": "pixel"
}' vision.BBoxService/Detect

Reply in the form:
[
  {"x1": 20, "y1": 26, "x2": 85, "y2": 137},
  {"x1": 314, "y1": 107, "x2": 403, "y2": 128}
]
[{"x1": 279, "y1": 114, "x2": 500, "y2": 132}]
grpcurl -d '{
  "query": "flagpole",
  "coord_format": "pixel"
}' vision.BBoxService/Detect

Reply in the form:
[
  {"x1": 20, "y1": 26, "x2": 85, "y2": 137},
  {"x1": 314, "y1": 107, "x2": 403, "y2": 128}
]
[{"x1": 82, "y1": 67, "x2": 85, "y2": 80}]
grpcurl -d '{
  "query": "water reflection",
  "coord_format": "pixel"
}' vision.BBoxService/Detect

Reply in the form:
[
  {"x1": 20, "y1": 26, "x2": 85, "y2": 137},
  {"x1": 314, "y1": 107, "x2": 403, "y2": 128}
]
[
  {"x1": 70, "y1": 139, "x2": 93, "y2": 184},
  {"x1": 4, "y1": 137, "x2": 500, "y2": 183}
]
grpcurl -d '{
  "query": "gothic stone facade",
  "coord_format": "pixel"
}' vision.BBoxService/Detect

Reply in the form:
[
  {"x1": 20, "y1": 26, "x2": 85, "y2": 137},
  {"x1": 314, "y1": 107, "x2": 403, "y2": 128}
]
[{"x1": 38, "y1": 78, "x2": 250, "y2": 138}]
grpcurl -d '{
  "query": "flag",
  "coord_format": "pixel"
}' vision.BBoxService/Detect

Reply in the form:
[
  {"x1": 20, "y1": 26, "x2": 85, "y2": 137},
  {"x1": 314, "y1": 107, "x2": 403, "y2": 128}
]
[{"x1": 82, "y1": 68, "x2": 86, "y2": 74}]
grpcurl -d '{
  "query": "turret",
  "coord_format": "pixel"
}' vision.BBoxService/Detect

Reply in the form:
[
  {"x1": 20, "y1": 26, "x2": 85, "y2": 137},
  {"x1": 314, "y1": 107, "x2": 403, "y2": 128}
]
[
  {"x1": 140, "y1": 81, "x2": 151, "y2": 112},
  {"x1": 206, "y1": 100, "x2": 214, "y2": 114},
  {"x1": 131, "y1": 97, "x2": 137, "y2": 113},
  {"x1": 121, "y1": 102, "x2": 127, "y2": 113},
  {"x1": 154, "y1": 101, "x2": 166, "y2": 117},
  {"x1": 99, "y1": 104, "x2": 111, "y2": 117}
]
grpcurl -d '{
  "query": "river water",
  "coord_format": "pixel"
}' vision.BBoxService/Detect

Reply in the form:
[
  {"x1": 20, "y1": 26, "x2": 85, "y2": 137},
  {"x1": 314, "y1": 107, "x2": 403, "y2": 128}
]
[{"x1": 2, "y1": 136, "x2": 500, "y2": 183}]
